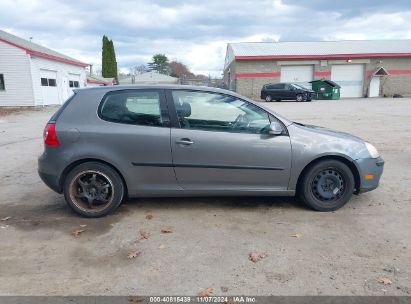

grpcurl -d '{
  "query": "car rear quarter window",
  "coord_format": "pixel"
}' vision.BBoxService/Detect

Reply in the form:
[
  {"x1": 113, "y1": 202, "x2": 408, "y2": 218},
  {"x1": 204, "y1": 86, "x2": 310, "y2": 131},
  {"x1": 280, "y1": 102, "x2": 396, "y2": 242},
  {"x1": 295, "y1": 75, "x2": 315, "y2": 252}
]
[{"x1": 99, "y1": 90, "x2": 164, "y2": 127}]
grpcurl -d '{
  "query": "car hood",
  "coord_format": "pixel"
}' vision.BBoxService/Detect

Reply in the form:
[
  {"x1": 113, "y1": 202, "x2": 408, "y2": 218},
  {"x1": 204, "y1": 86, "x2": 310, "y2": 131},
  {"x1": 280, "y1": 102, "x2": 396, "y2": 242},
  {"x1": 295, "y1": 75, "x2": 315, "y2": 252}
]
[
  {"x1": 288, "y1": 122, "x2": 371, "y2": 160},
  {"x1": 293, "y1": 122, "x2": 364, "y2": 143}
]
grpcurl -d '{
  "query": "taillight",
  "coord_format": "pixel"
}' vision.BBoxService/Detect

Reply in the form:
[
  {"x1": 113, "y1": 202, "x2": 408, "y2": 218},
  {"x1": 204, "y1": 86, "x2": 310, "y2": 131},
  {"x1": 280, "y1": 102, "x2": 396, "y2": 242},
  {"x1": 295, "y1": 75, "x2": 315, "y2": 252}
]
[{"x1": 43, "y1": 123, "x2": 60, "y2": 146}]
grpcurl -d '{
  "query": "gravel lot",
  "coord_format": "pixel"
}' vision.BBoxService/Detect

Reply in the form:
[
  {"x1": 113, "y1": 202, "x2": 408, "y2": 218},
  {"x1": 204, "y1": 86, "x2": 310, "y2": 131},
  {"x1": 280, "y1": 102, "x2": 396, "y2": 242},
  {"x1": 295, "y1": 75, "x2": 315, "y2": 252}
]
[{"x1": 0, "y1": 98, "x2": 410, "y2": 296}]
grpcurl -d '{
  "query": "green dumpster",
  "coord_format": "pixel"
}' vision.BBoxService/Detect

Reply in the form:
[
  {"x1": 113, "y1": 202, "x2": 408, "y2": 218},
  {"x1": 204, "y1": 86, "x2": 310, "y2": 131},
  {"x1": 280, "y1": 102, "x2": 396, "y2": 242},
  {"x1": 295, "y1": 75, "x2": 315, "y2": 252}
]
[{"x1": 309, "y1": 79, "x2": 341, "y2": 100}]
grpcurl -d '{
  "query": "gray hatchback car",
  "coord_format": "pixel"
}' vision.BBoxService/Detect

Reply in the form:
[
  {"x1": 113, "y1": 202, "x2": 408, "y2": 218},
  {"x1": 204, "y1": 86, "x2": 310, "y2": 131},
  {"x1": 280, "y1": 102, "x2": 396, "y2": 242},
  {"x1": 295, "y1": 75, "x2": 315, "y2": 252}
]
[{"x1": 38, "y1": 85, "x2": 384, "y2": 217}]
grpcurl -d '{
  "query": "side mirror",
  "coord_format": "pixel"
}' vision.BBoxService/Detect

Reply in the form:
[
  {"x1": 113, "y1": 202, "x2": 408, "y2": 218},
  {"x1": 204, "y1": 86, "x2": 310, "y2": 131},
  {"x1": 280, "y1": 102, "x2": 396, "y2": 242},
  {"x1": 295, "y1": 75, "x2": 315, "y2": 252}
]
[{"x1": 268, "y1": 121, "x2": 283, "y2": 135}]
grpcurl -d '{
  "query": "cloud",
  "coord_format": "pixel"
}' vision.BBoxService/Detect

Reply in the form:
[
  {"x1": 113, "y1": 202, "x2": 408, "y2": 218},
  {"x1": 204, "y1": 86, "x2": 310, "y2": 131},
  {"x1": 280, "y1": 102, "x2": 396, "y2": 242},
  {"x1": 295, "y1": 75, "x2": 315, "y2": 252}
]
[{"x1": 0, "y1": 0, "x2": 410, "y2": 76}]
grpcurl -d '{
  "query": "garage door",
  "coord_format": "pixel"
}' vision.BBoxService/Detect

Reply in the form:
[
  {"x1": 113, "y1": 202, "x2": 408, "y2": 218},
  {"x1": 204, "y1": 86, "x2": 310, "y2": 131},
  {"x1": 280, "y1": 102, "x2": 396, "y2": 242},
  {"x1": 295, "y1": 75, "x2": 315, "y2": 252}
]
[
  {"x1": 281, "y1": 65, "x2": 313, "y2": 89},
  {"x1": 66, "y1": 73, "x2": 81, "y2": 99},
  {"x1": 40, "y1": 69, "x2": 59, "y2": 105},
  {"x1": 331, "y1": 64, "x2": 364, "y2": 98}
]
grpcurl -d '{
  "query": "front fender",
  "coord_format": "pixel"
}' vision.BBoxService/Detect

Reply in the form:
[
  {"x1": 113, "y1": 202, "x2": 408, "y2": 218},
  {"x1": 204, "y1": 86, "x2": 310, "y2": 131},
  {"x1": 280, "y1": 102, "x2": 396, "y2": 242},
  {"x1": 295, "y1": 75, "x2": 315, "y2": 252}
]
[{"x1": 287, "y1": 124, "x2": 366, "y2": 190}]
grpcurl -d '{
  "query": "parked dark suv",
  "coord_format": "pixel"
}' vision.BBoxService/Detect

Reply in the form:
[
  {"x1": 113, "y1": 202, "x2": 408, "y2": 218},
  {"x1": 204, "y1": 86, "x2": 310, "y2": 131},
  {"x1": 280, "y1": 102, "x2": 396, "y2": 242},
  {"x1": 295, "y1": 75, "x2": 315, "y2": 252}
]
[{"x1": 261, "y1": 83, "x2": 314, "y2": 102}]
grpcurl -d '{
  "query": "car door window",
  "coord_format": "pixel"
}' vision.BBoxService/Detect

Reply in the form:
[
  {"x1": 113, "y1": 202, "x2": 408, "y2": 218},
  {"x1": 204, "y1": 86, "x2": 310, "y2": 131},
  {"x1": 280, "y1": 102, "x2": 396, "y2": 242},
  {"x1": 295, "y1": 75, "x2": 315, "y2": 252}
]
[
  {"x1": 172, "y1": 90, "x2": 271, "y2": 134},
  {"x1": 99, "y1": 90, "x2": 165, "y2": 127}
]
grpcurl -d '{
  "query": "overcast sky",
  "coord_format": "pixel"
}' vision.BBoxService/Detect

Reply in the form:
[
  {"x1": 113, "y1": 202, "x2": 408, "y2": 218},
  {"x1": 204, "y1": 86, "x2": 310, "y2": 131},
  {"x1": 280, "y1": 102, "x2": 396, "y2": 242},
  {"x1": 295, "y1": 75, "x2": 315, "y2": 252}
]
[{"x1": 1, "y1": 0, "x2": 410, "y2": 76}]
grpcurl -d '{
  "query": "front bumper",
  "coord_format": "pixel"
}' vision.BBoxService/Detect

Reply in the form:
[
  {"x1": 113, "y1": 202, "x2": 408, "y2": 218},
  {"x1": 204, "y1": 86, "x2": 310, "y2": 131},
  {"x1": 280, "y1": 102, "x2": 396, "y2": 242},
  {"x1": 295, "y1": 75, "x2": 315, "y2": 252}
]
[{"x1": 355, "y1": 157, "x2": 384, "y2": 194}]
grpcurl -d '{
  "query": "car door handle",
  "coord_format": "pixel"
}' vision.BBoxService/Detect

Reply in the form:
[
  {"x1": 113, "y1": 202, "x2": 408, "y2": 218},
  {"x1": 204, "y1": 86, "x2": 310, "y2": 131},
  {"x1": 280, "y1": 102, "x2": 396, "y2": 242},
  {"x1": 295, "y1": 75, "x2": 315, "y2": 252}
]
[{"x1": 175, "y1": 138, "x2": 194, "y2": 145}]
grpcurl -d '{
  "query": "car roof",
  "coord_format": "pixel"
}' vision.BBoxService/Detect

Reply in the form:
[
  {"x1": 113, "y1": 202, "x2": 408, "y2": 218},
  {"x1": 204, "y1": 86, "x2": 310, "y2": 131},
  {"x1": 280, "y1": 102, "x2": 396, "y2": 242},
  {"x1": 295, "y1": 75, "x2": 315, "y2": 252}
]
[{"x1": 75, "y1": 84, "x2": 232, "y2": 95}]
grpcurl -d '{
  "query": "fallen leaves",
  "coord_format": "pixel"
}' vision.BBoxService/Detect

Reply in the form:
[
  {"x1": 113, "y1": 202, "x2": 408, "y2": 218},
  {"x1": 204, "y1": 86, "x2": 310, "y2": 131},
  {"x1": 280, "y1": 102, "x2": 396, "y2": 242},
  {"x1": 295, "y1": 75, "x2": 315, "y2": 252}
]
[
  {"x1": 291, "y1": 233, "x2": 302, "y2": 238},
  {"x1": 145, "y1": 213, "x2": 153, "y2": 220},
  {"x1": 139, "y1": 229, "x2": 150, "y2": 240},
  {"x1": 220, "y1": 286, "x2": 228, "y2": 293},
  {"x1": 378, "y1": 277, "x2": 393, "y2": 285},
  {"x1": 127, "y1": 250, "x2": 142, "y2": 259},
  {"x1": 249, "y1": 251, "x2": 268, "y2": 263},
  {"x1": 198, "y1": 287, "x2": 213, "y2": 297},
  {"x1": 1, "y1": 216, "x2": 11, "y2": 221},
  {"x1": 72, "y1": 229, "x2": 86, "y2": 237},
  {"x1": 161, "y1": 227, "x2": 173, "y2": 233},
  {"x1": 158, "y1": 244, "x2": 166, "y2": 250},
  {"x1": 79, "y1": 224, "x2": 87, "y2": 228}
]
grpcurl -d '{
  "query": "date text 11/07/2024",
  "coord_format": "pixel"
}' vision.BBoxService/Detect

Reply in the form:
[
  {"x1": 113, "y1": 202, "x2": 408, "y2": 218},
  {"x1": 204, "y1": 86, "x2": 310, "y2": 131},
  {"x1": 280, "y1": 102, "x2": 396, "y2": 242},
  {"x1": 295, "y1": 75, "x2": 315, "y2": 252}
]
[{"x1": 148, "y1": 296, "x2": 257, "y2": 303}]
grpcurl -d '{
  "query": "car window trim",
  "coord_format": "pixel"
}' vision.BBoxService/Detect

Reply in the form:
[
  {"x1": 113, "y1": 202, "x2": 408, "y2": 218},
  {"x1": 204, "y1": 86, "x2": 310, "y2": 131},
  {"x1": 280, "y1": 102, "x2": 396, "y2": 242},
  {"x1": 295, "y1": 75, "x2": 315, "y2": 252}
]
[
  {"x1": 166, "y1": 88, "x2": 289, "y2": 136},
  {"x1": 97, "y1": 89, "x2": 170, "y2": 128}
]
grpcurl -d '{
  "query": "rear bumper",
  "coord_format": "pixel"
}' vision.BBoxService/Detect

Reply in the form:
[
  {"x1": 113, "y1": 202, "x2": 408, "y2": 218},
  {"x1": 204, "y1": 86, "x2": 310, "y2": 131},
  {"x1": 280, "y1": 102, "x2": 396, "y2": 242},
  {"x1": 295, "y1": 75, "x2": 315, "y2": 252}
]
[
  {"x1": 38, "y1": 170, "x2": 62, "y2": 193},
  {"x1": 355, "y1": 157, "x2": 384, "y2": 194},
  {"x1": 38, "y1": 152, "x2": 63, "y2": 193}
]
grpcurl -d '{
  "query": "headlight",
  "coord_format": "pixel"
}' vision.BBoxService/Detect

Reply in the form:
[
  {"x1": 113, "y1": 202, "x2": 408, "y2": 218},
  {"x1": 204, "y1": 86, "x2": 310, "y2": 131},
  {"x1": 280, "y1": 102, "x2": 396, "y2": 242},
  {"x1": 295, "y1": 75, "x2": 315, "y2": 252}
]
[{"x1": 365, "y1": 142, "x2": 380, "y2": 158}]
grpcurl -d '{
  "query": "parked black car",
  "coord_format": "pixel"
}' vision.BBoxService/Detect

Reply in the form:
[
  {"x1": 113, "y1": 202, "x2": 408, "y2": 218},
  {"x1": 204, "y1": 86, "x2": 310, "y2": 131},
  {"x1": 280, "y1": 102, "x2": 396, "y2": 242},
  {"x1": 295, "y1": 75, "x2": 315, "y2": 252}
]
[{"x1": 261, "y1": 83, "x2": 314, "y2": 102}]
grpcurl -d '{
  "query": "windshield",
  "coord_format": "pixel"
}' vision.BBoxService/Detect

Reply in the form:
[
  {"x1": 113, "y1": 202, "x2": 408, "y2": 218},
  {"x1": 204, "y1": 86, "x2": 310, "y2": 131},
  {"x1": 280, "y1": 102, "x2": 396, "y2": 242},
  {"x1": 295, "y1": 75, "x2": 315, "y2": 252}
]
[{"x1": 292, "y1": 84, "x2": 308, "y2": 90}]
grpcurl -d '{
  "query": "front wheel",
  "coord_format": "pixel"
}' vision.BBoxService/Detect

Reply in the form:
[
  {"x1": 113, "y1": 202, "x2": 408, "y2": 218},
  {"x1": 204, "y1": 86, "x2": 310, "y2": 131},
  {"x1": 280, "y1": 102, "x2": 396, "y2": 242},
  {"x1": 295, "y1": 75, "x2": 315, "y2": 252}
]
[
  {"x1": 299, "y1": 160, "x2": 354, "y2": 211},
  {"x1": 63, "y1": 162, "x2": 124, "y2": 217},
  {"x1": 265, "y1": 95, "x2": 272, "y2": 102},
  {"x1": 296, "y1": 94, "x2": 304, "y2": 102}
]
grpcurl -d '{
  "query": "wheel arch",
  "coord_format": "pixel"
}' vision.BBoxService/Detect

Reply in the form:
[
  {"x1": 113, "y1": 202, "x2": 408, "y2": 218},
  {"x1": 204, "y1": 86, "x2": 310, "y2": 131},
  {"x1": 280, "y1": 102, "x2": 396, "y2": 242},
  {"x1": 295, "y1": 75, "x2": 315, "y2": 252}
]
[
  {"x1": 295, "y1": 155, "x2": 361, "y2": 194},
  {"x1": 59, "y1": 158, "x2": 129, "y2": 198}
]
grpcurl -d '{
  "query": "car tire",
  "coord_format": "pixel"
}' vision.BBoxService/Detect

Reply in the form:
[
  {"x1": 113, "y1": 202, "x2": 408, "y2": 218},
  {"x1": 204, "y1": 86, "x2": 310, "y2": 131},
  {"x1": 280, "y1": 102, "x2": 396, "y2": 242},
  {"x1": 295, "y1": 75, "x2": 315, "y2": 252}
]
[
  {"x1": 265, "y1": 95, "x2": 272, "y2": 102},
  {"x1": 296, "y1": 94, "x2": 304, "y2": 102},
  {"x1": 299, "y1": 160, "x2": 354, "y2": 211},
  {"x1": 63, "y1": 162, "x2": 124, "y2": 218}
]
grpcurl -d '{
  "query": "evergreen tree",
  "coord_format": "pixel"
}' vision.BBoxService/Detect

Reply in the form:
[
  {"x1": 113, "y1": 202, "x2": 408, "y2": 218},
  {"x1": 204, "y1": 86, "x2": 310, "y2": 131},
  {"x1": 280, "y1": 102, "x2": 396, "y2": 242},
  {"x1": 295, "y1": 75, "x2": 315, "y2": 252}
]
[
  {"x1": 148, "y1": 54, "x2": 169, "y2": 74},
  {"x1": 109, "y1": 39, "x2": 118, "y2": 80},
  {"x1": 101, "y1": 35, "x2": 110, "y2": 77},
  {"x1": 101, "y1": 35, "x2": 118, "y2": 80}
]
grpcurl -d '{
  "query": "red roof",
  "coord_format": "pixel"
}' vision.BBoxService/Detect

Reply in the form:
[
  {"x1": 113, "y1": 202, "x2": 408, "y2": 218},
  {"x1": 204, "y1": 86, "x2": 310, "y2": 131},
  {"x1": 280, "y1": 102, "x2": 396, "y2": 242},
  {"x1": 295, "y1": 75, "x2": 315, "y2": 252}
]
[{"x1": 0, "y1": 30, "x2": 88, "y2": 67}]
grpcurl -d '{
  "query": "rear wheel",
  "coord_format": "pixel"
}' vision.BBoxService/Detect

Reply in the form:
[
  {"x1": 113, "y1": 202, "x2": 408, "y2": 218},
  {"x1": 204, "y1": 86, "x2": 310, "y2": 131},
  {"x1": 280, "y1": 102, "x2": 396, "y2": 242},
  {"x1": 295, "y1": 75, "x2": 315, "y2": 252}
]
[
  {"x1": 265, "y1": 95, "x2": 272, "y2": 102},
  {"x1": 63, "y1": 162, "x2": 124, "y2": 217},
  {"x1": 296, "y1": 94, "x2": 304, "y2": 102},
  {"x1": 299, "y1": 160, "x2": 354, "y2": 211}
]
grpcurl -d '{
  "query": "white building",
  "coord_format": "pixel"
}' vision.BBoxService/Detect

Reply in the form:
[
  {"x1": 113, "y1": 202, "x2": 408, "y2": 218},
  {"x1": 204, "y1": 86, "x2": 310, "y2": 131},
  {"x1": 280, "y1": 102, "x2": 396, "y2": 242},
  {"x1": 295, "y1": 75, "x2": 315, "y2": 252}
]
[
  {"x1": 119, "y1": 71, "x2": 179, "y2": 85},
  {"x1": 0, "y1": 29, "x2": 88, "y2": 106},
  {"x1": 86, "y1": 74, "x2": 116, "y2": 87}
]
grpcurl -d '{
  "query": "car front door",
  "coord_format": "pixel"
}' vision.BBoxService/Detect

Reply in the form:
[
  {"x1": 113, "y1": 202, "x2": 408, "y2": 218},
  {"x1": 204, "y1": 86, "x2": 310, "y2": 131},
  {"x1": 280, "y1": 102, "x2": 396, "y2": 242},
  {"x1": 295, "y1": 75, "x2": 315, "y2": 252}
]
[
  {"x1": 167, "y1": 90, "x2": 292, "y2": 191},
  {"x1": 284, "y1": 84, "x2": 294, "y2": 100}
]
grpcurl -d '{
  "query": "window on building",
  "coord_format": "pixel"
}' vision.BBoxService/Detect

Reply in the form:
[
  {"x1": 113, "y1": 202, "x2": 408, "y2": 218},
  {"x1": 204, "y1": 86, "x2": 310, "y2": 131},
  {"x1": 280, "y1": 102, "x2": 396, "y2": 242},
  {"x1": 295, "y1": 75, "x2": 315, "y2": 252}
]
[
  {"x1": 0, "y1": 74, "x2": 5, "y2": 91},
  {"x1": 99, "y1": 90, "x2": 164, "y2": 127},
  {"x1": 48, "y1": 79, "x2": 57, "y2": 87},
  {"x1": 69, "y1": 80, "x2": 79, "y2": 88},
  {"x1": 41, "y1": 78, "x2": 57, "y2": 87}
]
